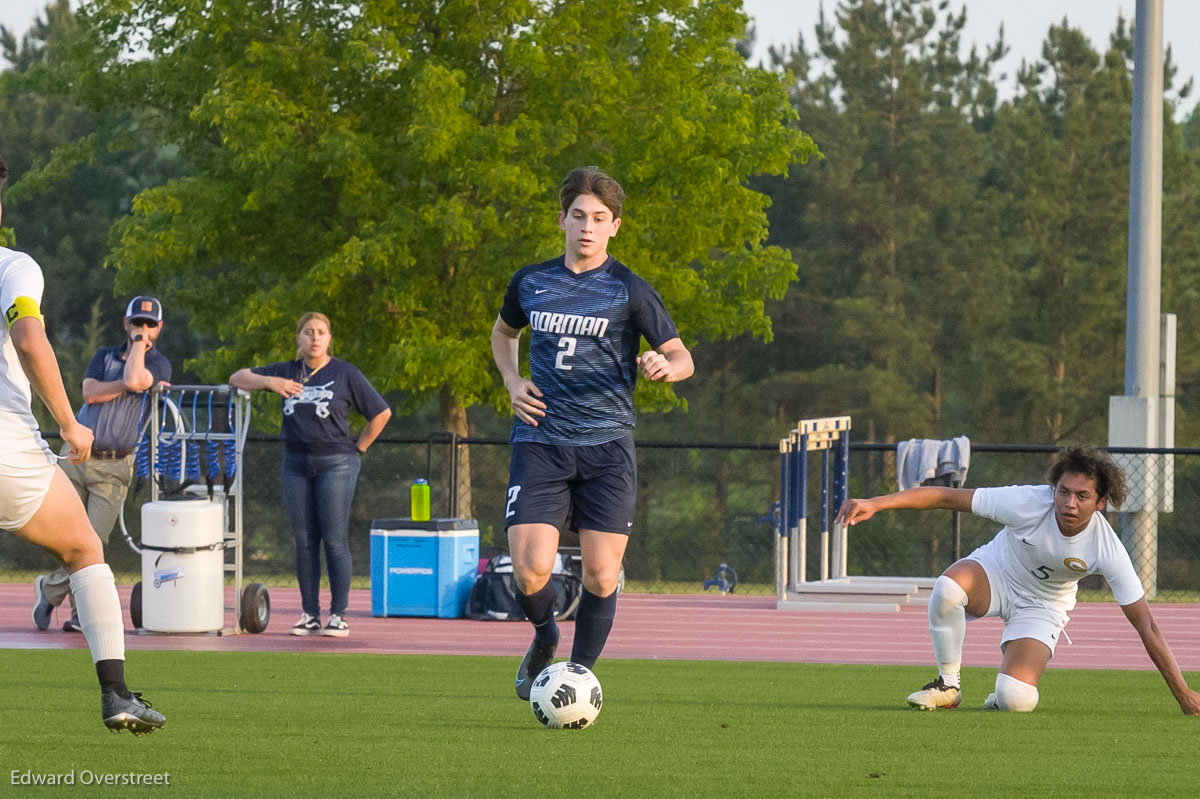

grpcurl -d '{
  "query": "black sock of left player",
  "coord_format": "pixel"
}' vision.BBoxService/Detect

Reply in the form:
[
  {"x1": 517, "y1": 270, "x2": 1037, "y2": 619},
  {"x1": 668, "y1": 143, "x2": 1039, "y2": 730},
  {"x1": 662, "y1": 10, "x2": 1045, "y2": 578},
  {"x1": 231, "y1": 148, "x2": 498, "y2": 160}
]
[
  {"x1": 515, "y1": 582, "x2": 559, "y2": 646},
  {"x1": 96, "y1": 660, "x2": 132, "y2": 699},
  {"x1": 570, "y1": 588, "x2": 617, "y2": 670}
]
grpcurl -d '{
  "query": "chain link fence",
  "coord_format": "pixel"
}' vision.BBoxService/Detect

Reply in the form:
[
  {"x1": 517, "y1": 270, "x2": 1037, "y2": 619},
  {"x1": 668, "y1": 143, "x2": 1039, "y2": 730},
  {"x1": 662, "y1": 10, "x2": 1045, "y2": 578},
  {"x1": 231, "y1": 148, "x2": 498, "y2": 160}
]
[{"x1": 1, "y1": 438, "x2": 1196, "y2": 601}]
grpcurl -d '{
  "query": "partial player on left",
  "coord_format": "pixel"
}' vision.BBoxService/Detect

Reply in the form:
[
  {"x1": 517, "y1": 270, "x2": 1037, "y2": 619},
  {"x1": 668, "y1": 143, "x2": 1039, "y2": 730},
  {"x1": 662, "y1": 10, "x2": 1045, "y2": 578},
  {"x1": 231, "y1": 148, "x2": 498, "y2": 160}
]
[{"x1": 0, "y1": 155, "x2": 165, "y2": 735}]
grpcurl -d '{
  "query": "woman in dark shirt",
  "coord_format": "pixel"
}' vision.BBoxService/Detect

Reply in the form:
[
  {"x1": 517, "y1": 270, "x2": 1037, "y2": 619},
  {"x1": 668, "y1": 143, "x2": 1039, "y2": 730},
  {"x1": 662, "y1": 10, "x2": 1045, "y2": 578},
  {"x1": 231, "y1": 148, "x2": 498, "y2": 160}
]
[{"x1": 230, "y1": 312, "x2": 391, "y2": 637}]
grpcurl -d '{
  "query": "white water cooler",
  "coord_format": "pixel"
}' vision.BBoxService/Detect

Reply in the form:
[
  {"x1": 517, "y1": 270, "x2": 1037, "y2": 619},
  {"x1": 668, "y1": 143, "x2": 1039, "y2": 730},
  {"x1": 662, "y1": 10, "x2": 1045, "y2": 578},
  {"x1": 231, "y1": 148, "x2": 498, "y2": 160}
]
[{"x1": 141, "y1": 496, "x2": 225, "y2": 633}]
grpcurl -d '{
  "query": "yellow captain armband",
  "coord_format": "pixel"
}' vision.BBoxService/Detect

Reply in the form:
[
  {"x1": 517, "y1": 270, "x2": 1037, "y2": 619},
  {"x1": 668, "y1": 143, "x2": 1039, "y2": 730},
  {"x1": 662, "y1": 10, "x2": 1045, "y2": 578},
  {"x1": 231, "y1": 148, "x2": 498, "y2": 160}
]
[{"x1": 4, "y1": 296, "x2": 44, "y2": 330}]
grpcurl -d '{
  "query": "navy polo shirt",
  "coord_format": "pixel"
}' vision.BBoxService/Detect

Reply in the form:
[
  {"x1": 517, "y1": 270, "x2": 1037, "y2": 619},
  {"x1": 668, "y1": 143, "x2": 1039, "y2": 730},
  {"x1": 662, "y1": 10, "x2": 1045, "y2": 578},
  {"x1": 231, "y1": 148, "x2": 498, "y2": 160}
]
[{"x1": 77, "y1": 344, "x2": 172, "y2": 450}]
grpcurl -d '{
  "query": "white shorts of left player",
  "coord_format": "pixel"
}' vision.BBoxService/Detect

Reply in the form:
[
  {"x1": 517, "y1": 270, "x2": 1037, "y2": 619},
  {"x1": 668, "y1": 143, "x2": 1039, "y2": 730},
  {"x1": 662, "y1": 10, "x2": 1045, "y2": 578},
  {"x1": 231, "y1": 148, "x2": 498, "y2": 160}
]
[{"x1": 0, "y1": 445, "x2": 56, "y2": 531}]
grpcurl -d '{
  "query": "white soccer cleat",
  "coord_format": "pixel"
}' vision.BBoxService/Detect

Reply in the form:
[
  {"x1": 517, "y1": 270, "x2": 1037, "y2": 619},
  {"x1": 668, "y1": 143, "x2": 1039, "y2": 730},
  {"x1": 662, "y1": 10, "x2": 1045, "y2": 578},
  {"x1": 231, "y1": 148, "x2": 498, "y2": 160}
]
[
  {"x1": 906, "y1": 676, "x2": 962, "y2": 711},
  {"x1": 983, "y1": 692, "x2": 1000, "y2": 710}
]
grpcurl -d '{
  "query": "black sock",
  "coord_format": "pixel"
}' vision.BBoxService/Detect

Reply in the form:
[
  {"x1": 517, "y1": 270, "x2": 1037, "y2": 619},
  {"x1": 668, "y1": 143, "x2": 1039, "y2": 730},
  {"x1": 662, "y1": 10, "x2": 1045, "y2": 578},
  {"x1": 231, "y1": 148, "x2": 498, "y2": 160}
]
[
  {"x1": 515, "y1": 581, "x2": 559, "y2": 645},
  {"x1": 96, "y1": 659, "x2": 131, "y2": 698},
  {"x1": 570, "y1": 588, "x2": 617, "y2": 669}
]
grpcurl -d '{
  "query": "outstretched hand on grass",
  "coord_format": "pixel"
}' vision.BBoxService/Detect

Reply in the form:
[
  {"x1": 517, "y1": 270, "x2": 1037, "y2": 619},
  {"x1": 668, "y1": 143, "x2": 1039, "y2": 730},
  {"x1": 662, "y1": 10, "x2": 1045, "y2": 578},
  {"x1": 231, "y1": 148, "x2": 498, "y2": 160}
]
[{"x1": 1177, "y1": 686, "x2": 1200, "y2": 715}]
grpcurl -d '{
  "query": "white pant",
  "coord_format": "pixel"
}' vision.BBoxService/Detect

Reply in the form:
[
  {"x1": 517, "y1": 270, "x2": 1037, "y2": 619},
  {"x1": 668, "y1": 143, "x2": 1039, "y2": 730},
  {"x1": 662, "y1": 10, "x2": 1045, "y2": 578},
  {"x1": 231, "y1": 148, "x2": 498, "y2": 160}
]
[
  {"x1": 967, "y1": 538, "x2": 1070, "y2": 655},
  {"x1": 0, "y1": 445, "x2": 56, "y2": 531}
]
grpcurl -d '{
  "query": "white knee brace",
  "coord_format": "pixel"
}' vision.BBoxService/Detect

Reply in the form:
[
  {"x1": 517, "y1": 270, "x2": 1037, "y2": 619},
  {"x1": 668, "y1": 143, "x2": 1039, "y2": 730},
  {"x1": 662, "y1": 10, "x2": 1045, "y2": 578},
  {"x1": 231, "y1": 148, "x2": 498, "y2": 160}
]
[
  {"x1": 929, "y1": 575, "x2": 969, "y2": 619},
  {"x1": 995, "y1": 673, "x2": 1039, "y2": 712}
]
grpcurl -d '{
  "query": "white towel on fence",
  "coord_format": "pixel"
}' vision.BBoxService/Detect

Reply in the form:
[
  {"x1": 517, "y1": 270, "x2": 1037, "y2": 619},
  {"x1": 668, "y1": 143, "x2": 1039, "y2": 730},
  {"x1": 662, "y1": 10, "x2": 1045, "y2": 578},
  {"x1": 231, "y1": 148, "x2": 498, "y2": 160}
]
[{"x1": 897, "y1": 436, "x2": 971, "y2": 491}]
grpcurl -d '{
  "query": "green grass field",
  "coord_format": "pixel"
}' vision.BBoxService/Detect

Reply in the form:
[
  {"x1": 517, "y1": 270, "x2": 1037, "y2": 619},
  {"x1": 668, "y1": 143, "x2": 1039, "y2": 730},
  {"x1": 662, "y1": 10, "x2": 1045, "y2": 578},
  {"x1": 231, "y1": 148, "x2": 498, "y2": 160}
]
[{"x1": 4, "y1": 650, "x2": 1195, "y2": 797}]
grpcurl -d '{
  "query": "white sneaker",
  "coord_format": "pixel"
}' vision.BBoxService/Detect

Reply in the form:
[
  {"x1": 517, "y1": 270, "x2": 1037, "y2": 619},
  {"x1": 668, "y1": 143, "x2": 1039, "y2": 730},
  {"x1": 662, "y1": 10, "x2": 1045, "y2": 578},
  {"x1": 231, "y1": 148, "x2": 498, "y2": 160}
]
[
  {"x1": 321, "y1": 614, "x2": 349, "y2": 638},
  {"x1": 906, "y1": 676, "x2": 962, "y2": 711},
  {"x1": 290, "y1": 613, "x2": 321, "y2": 636},
  {"x1": 983, "y1": 692, "x2": 999, "y2": 710}
]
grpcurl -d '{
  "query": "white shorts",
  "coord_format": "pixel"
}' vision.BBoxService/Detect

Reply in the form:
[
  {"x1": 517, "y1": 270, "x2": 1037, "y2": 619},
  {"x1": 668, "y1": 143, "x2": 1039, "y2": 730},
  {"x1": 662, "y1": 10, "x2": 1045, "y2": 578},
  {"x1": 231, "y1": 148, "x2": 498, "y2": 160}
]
[
  {"x1": 967, "y1": 539, "x2": 1070, "y2": 656},
  {"x1": 0, "y1": 444, "x2": 57, "y2": 532}
]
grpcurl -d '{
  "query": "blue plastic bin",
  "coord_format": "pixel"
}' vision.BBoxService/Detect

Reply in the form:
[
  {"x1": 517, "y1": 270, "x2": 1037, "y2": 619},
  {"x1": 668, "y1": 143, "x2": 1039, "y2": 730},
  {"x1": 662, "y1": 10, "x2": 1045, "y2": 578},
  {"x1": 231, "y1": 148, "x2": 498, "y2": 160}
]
[{"x1": 370, "y1": 518, "x2": 479, "y2": 618}]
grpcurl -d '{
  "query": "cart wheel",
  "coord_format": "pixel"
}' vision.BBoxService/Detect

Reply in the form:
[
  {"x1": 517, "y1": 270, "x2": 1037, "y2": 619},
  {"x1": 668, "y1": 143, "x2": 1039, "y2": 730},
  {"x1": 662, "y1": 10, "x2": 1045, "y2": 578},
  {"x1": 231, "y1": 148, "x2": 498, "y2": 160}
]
[
  {"x1": 240, "y1": 582, "x2": 270, "y2": 633},
  {"x1": 130, "y1": 581, "x2": 143, "y2": 629}
]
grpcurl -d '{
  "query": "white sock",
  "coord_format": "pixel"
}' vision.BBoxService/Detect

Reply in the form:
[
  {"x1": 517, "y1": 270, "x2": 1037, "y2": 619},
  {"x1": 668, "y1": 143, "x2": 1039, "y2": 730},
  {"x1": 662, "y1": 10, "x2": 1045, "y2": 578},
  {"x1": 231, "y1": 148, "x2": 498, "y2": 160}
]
[
  {"x1": 69, "y1": 563, "x2": 125, "y2": 664},
  {"x1": 995, "y1": 673, "x2": 1039, "y2": 712},
  {"x1": 928, "y1": 575, "x2": 968, "y2": 689}
]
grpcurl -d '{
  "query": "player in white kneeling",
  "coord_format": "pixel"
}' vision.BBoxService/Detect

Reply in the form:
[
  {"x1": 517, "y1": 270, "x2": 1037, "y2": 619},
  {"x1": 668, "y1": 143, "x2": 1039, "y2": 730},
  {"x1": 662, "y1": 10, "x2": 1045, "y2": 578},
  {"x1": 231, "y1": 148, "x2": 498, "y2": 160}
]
[
  {"x1": 0, "y1": 155, "x2": 164, "y2": 734},
  {"x1": 836, "y1": 446, "x2": 1200, "y2": 715}
]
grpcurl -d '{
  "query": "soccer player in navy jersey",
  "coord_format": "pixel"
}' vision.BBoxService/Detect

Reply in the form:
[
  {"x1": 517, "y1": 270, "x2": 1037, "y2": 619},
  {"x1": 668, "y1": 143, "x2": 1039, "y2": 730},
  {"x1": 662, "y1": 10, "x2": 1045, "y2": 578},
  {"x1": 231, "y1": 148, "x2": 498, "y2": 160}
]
[{"x1": 491, "y1": 167, "x2": 694, "y2": 700}]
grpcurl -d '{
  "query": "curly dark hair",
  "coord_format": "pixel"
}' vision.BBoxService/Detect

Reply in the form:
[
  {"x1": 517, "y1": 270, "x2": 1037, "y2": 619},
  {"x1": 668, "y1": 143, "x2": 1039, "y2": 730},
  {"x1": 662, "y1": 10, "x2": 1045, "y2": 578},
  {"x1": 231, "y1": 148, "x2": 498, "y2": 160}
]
[{"x1": 1046, "y1": 446, "x2": 1127, "y2": 509}]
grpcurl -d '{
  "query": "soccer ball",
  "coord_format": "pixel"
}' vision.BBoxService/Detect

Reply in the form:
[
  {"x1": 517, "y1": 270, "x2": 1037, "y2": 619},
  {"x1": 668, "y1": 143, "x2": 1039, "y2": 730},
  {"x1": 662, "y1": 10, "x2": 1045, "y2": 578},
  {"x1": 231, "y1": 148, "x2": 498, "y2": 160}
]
[{"x1": 529, "y1": 662, "x2": 603, "y2": 730}]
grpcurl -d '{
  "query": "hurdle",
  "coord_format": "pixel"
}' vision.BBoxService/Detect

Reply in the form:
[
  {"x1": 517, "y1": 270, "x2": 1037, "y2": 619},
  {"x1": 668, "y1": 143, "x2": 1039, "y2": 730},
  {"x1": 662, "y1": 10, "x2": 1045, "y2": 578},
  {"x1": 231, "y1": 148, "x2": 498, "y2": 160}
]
[{"x1": 775, "y1": 416, "x2": 851, "y2": 601}]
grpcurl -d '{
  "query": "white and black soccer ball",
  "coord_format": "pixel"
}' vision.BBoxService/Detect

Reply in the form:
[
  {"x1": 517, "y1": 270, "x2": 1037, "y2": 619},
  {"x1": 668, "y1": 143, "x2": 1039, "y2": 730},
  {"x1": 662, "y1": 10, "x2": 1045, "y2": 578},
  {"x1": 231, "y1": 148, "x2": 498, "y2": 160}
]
[{"x1": 529, "y1": 661, "x2": 603, "y2": 730}]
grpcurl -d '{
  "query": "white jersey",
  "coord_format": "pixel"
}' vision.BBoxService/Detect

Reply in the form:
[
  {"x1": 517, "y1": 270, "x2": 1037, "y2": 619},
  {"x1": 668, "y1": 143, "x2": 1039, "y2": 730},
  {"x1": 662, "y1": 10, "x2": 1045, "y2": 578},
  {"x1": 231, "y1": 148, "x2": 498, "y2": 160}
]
[
  {"x1": 0, "y1": 246, "x2": 52, "y2": 456},
  {"x1": 970, "y1": 485, "x2": 1144, "y2": 611}
]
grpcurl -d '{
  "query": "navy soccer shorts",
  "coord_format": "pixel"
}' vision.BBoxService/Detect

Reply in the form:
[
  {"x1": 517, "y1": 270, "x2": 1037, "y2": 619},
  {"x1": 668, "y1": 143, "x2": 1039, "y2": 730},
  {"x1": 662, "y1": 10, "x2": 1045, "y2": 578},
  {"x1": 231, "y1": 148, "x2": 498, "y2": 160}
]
[{"x1": 504, "y1": 434, "x2": 637, "y2": 535}]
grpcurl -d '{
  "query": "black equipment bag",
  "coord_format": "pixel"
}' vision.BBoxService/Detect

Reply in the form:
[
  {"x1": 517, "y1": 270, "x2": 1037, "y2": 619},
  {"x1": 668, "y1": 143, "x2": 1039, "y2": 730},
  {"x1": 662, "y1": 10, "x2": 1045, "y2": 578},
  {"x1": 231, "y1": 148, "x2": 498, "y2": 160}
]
[{"x1": 466, "y1": 554, "x2": 582, "y2": 621}]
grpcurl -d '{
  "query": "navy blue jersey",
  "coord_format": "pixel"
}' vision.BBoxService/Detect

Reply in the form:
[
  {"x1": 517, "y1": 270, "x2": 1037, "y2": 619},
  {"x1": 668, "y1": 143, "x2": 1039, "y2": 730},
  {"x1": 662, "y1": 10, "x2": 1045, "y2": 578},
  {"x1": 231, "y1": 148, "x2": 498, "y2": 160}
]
[
  {"x1": 251, "y1": 358, "x2": 389, "y2": 455},
  {"x1": 499, "y1": 255, "x2": 679, "y2": 446},
  {"x1": 77, "y1": 344, "x2": 172, "y2": 450}
]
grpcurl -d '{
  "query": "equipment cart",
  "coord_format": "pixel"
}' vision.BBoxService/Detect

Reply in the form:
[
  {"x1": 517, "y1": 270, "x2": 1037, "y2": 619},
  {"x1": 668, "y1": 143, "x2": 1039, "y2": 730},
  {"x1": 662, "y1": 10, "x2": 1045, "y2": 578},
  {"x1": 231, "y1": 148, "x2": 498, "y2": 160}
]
[{"x1": 127, "y1": 384, "x2": 269, "y2": 634}]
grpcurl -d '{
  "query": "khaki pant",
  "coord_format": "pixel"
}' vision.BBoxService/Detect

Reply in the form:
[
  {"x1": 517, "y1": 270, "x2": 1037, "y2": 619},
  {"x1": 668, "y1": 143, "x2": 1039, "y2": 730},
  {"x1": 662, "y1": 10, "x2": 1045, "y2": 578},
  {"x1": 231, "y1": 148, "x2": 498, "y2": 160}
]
[{"x1": 39, "y1": 445, "x2": 135, "y2": 610}]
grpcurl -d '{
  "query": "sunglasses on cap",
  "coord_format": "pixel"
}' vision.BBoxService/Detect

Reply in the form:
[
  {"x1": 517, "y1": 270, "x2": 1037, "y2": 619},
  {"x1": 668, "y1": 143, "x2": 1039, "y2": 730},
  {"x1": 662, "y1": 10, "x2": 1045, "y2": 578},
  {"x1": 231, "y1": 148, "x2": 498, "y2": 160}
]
[{"x1": 130, "y1": 318, "x2": 160, "y2": 328}]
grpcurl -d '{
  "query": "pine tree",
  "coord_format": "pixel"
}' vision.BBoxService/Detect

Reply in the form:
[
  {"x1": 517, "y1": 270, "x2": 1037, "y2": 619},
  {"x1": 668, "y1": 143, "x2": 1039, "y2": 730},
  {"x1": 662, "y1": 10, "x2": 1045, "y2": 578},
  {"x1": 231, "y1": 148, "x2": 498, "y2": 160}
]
[{"x1": 758, "y1": 0, "x2": 1004, "y2": 442}]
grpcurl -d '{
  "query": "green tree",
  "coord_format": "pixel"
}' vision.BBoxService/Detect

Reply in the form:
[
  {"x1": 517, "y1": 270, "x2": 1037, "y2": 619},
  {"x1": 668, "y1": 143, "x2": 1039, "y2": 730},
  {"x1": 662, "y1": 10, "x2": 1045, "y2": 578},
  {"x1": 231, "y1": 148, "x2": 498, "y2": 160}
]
[
  {"x1": 753, "y1": 6, "x2": 1200, "y2": 448},
  {"x1": 757, "y1": 0, "x2": 1004, "y2": 442},
  {"x1": 1, "y1": 1, "x2": 179, "y2": 344},
  {"x1": 978, "y1": 17, "x2": 1200, "y2": 443},
  {"x1": 977, "y1": 23, "x2": 1130, "y2": 442},
  {"x1": 0, "y1": 1, "x2": 183, "y2": 429},
  {"x1": 56, "y1": 0, "x2": 813, "y2": 515}
]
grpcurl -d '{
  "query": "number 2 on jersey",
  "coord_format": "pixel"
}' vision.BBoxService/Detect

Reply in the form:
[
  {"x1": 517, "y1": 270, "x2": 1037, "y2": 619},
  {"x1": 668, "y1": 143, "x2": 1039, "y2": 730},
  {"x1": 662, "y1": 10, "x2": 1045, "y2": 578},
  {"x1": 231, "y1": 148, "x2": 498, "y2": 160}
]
[{"x1": 555, "y1": 336, "x2": 577, "y2": 370}]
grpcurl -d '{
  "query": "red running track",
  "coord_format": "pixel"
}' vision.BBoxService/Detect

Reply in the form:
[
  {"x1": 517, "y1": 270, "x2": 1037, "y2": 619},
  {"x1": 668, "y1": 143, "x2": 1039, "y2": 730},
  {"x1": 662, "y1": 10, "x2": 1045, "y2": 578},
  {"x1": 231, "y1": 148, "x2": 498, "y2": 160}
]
[{"x1": 1, "y1": 583, "x2": 1197, "y2": 672}]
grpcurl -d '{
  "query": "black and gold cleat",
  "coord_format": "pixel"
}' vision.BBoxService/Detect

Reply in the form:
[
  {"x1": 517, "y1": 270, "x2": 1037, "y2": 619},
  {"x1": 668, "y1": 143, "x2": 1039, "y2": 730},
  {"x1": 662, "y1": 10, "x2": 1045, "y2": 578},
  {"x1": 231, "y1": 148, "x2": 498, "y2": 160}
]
[
  {"x1": 102, "y1": 691, "x2": 166, "y2": 736},
  {"x1": 905, "y1": 676, "x2": 961, "y2": 711}
]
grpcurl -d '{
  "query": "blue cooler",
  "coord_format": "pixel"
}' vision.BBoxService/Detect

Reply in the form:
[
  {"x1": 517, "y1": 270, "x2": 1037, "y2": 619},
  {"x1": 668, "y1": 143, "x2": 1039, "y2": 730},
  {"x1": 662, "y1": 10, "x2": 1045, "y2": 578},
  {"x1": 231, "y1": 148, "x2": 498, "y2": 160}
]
[{"x1": 370, "y1": 518, "x2": 479, "y2": 617}]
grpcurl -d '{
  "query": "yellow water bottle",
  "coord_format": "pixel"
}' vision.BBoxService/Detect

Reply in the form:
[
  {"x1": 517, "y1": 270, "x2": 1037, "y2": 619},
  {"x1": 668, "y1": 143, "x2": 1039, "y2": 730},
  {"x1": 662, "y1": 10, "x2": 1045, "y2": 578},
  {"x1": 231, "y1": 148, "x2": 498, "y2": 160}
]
[{"x1": 411, "y1": 478, "x2": 431, "y2": 522}]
